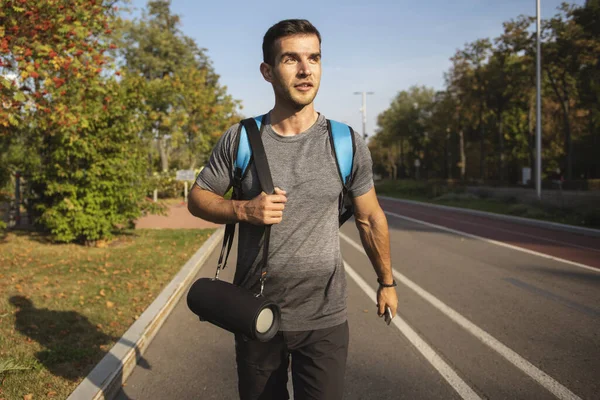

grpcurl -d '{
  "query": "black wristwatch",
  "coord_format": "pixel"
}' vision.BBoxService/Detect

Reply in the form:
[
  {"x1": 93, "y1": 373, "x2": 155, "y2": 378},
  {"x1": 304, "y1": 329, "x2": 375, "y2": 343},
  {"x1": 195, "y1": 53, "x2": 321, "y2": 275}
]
[{"x1": 377, "y1": 278, "x2": 397, "y2": 288}]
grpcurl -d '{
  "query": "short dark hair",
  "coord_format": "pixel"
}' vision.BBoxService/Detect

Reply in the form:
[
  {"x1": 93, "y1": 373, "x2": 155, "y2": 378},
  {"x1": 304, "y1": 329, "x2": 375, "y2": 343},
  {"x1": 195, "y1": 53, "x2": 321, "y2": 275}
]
[{"x1": 262, "y1": 19, "x2": 322, "y2": 66}]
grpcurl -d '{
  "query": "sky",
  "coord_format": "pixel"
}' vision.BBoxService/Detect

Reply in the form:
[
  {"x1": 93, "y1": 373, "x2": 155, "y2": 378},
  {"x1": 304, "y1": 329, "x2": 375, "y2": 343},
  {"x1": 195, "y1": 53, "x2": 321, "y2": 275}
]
[{"x1": 126, "y1": 0, "x2": 583, "y2": 138}]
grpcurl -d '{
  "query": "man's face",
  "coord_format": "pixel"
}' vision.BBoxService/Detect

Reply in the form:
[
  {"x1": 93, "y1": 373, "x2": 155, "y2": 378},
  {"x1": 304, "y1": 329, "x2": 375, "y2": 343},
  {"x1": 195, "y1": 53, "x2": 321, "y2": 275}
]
[{"x1": 262, "y1": 34, "x2": 322, "y2": 109}]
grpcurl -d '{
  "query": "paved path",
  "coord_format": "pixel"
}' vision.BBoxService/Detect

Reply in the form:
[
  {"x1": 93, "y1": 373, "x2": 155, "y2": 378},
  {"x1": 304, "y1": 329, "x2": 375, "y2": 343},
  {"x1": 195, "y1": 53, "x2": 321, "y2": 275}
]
[
  {"x1": 135, "y1": 201, "x2": 221, "y2": 230},
  {"x1": 117, "y1": 198, "x2": 600, "y2": 399}
]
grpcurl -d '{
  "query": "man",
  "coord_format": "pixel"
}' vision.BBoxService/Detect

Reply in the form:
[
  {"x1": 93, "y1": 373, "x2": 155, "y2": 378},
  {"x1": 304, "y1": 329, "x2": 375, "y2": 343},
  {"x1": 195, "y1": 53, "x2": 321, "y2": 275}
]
[{"x1": 188, "y1": 19, "x2": 397, "y2": 400}]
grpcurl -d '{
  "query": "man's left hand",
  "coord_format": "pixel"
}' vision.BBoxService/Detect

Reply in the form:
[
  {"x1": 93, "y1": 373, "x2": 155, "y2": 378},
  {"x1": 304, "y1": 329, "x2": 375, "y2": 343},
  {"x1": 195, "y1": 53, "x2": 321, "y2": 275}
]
[{"x1": 377, "y1": 286, "x2": 398, "y2": 318}]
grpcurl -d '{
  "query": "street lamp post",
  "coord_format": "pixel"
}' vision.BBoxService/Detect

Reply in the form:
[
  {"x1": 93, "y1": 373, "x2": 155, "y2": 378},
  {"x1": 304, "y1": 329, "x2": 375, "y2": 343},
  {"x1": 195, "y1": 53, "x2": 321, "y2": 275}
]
[{"x1": 354, "y1": 91, "x2": 374, "y2": 139}]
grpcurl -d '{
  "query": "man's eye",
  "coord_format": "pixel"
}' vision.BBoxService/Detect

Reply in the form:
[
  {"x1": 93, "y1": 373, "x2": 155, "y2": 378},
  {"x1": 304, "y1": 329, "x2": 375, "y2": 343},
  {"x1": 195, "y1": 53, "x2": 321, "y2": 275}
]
[{"x1": 283, "y1": 57, "x2": 296, "y2": 64}]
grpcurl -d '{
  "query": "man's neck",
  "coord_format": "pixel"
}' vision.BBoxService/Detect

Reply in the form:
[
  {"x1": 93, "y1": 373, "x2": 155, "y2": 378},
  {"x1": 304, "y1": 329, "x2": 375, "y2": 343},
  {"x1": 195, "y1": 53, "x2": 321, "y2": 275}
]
[{"x1": 269, "y1": 104, "x2": 319, "y2": 137}]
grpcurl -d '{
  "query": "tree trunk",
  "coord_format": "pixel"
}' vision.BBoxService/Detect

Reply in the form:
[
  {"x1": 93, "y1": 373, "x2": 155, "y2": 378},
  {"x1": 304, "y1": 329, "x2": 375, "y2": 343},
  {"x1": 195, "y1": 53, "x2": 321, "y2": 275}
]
[
  {"x1": 457, "y1": 111, "x2": 466, "y2": 181},
  {"x1": 148, "y1": 152, "x2": 154, "y2": 175},
  {"x1": 528, "y1": 95, "x2": 535, "y2": 180},
  {"x1": 157, "y1": 137, "x2": 169, "y2": 172},
  {"x1": 459, "y1": 129, "x2": 466, "y2": 181},
  {"x1": 498, "y1": 110, "x2": 505, "y2": 182},
  {"x1": 445, "y1": 135, "x2": 450, "y2": 179},
  {"x1": 399, "y1": 138, "x2": 404, "y2": 178},
  {"x1": 564, "y1": 107, "x2": 572, "y2": 180},
  {"x1": 479, "y1": 104, "x2": 485, "y2": 180}
]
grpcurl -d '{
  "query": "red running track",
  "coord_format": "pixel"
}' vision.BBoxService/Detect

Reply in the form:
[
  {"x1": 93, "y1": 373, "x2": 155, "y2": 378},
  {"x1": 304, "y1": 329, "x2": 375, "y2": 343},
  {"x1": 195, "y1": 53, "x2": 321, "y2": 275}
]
[{"x1": 379, "y1": 198, "x2": 600, "y2": 270}]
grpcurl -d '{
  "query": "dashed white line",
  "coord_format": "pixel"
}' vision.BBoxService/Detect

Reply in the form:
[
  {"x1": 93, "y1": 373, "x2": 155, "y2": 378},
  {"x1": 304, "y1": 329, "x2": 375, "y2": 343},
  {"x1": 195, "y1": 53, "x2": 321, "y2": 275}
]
[
  {"x1": 344, "y1": 260, "x2": 483, "y2": 400},
  {"x1": 340, "y1": 232, "x2": 584, "y2": 400}
]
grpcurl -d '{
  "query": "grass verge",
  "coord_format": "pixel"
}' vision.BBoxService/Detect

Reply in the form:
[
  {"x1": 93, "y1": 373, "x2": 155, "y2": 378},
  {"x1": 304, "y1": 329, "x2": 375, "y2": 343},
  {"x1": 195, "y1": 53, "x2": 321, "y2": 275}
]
[
  {"x1": 375, "y1": 180, "x2": 600, "y2": 229},
  {"x1": 0, "y1": 228, "x2": 214, "y2": 399}
]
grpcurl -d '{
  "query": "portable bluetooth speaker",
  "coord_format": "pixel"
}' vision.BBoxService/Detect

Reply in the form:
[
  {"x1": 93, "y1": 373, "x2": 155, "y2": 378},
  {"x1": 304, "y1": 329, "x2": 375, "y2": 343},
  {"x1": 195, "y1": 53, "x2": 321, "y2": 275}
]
[{"x1": 186, "y1": 278, "x2": 281, "y2": 342}]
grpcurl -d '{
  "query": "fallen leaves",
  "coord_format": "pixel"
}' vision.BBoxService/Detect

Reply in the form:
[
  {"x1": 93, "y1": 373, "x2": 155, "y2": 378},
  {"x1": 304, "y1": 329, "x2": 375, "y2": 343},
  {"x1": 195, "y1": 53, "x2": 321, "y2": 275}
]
[{"x1": 1, "y1": 229, "x2": 210, "y2": 396}]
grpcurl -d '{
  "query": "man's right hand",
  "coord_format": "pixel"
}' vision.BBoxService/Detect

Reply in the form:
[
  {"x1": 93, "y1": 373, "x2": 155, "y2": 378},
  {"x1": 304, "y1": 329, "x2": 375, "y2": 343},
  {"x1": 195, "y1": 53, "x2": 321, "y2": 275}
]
[{"x1": 235, "y1": 187, "x2": 287, "y2": 225}]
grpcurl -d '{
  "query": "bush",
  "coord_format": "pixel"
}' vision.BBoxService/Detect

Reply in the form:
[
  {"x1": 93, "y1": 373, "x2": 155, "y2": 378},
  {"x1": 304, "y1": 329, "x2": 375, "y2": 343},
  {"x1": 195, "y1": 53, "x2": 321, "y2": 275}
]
[
  {"x1": 579, "y1": 207, "x2": 600, "y2": 227},
  {"x1": 31, "y1": 78, "x2": 150, "y2": 244}
]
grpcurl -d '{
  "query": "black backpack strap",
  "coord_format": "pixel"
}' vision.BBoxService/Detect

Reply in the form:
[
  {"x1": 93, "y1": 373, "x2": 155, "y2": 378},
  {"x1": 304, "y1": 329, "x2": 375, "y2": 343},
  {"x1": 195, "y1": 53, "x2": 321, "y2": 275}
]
[
  {"x1": 215, "y1": 116, "x2": 267, "y2": 281},
  {"x1": 241, "y1": 117, "x2": 274, "y2": 296}
]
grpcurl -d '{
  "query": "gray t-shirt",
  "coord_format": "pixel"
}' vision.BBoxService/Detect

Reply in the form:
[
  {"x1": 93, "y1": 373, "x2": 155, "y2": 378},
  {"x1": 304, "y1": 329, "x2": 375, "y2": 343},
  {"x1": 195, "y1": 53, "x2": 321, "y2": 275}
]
[{"x1": 196, "y1": 113, "x2": 373, "y2": 331}]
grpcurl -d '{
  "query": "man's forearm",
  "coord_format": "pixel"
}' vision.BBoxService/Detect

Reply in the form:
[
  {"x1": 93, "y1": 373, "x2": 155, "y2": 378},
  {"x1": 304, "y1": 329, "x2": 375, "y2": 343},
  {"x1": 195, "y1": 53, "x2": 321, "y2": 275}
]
[
  {"x1": 354, "y1": 207, "x2": 393, "y2": 284},
  {"x1": 188, "y1": 186, "x2": 246, "y2": 224}
]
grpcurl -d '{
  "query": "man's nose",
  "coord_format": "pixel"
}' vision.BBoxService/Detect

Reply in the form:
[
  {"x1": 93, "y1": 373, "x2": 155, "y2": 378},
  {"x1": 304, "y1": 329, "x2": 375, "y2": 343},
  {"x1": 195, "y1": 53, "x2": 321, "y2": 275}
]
[{"x1": 298, "y1": 60, "x2": 313, "y2": 76}]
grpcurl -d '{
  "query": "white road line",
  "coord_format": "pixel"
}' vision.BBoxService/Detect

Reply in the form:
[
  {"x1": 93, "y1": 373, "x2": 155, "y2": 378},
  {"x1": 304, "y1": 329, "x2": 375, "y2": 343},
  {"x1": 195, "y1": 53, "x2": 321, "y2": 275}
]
[
  {"x1": 343, "y1": 261, "x2": 482, "y2": 400},
  {"x1": 340, "y1": 232, "x2": 584, "y2": 400},
  {"x1": 384, "y1": 211, "x2": 600, "y2": 274},
  {"x1": 396, "y1": 207, "x2": 600, "y2": 253},
  {"x1": 379, "y1": 196, "x2": 600, "y2": 238}
]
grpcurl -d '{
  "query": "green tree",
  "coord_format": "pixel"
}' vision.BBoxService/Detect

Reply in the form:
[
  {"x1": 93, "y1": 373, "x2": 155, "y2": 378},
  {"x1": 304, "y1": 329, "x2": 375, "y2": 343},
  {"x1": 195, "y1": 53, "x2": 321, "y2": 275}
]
[
  {"x1": 1, "y1": 0, "x2": 153, "y2": 243},
  {"x1": 117, "y1": 0, "x2": 240, "y2": 172},
  {"x1": 371, "y1": 2, "x2": 600, "y2": 183},
  {"x1": 572, "y1": 0, "x2": 600, "y2": 179},
  {"x1": 373, "y1": 86, "x2": 435, "y2": 179}
]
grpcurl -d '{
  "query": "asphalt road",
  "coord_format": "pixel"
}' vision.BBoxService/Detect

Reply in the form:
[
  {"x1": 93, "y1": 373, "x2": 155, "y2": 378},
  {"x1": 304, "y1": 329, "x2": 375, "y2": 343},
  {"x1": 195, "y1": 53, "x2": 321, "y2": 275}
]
[{"x1": 116, "y1": 199, "x2": 600, "y2": 400}]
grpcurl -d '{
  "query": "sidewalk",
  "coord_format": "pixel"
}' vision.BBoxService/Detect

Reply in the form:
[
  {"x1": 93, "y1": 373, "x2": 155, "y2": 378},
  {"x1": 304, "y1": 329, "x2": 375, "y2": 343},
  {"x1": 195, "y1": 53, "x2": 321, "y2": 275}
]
[{"x1": 135, "y1": 200, "x2": 221, "y2": 229}]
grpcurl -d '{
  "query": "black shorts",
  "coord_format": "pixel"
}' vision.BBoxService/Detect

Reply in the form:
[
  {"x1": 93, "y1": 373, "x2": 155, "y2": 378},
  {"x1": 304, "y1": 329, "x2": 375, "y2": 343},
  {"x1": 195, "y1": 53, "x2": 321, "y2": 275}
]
[{"x1": 235, "y1": 321, "x2": 349, "y2": 400}]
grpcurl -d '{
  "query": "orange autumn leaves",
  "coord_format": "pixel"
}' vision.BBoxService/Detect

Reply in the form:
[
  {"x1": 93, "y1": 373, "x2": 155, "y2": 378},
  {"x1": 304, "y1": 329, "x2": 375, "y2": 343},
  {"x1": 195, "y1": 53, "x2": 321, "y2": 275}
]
[{"x1": 0, "y1": 0, "x2": 120, "y2": 130}]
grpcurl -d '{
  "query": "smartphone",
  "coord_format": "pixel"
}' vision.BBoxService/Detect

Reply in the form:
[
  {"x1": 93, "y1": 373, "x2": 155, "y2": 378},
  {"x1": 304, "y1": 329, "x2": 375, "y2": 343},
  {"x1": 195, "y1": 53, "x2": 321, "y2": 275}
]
[{"x1": 384, "y1": 306, "x2": 393, "y2": 325}]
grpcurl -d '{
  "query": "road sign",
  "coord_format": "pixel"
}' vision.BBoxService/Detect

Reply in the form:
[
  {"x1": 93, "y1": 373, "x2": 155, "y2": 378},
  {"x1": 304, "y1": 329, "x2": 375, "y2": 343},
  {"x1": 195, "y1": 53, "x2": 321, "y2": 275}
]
[{"x1": 176, "y1": 170, "x2": 195, "y2": 181}]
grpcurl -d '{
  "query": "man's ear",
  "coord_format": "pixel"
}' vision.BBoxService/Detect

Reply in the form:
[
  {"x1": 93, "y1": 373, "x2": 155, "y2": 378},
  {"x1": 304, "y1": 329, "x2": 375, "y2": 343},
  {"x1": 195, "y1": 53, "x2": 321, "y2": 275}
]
[{"x1": 260, "y1": 62, "x2": 273, "y2": 83}]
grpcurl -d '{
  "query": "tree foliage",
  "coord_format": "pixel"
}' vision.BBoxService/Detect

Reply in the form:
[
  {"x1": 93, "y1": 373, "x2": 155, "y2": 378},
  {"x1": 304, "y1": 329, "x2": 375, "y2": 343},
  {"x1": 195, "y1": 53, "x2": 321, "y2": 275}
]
[
  {"x1": 371, "y1": 1, "x2": 599, "y2": 184},
  {"x1": 116, "y1": 0, "x2": 240, "y2": 172},
  {"x1": 0, "y1": 0, "x2": 240, "y2": 243}
]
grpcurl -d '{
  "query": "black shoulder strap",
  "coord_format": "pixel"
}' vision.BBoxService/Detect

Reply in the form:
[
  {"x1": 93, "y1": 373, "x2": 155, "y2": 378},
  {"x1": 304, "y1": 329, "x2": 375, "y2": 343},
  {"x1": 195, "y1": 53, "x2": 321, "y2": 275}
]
[
  {"x1": 241, "y1": 118, "x2": 273, "y2": 293},
  {"x1": 242, "y1": 118, "x2": 274, "y2": 194},
  {"x1": 215, "y1": 117, "x2": 273, "y2": 296}
]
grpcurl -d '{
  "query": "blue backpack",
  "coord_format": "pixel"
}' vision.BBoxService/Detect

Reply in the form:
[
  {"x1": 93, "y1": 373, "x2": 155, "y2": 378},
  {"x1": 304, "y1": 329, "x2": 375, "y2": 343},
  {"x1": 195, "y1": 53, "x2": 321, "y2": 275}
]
[{"x1": 232, "y1": 114, "x2": 356, "y2": 226}]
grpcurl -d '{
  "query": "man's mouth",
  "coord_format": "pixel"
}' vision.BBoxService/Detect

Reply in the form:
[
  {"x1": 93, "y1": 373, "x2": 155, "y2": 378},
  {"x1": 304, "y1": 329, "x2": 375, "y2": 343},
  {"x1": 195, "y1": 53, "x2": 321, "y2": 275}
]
[{"x1": 295, "y1": 83, "x2": 313, "y2": 91}]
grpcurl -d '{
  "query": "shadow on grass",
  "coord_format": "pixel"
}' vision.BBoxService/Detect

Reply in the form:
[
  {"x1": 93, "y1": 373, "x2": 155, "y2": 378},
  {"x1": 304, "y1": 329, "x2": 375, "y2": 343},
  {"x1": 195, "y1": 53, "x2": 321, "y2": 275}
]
[{"x1": 9, "y1": 296, "x2": 150, "y2": 398}]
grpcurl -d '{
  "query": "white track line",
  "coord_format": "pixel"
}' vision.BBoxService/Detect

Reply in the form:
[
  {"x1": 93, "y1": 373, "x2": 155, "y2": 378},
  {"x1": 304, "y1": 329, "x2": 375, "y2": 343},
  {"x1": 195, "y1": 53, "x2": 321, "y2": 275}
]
[
  {"x1": 394, "y1": 207, "x2": 600, "y2": 253},
  {"x1": 344, "y1": 261, "x2": 482, "y2": 400},
  {"x1": 379, "y1": 196, "x2": 600, "y2": 238},
  {"x1": 341, "y1": 232, "x2": 583, "y2": 400},
  {"x1": 384, "y1": 211, "x2": 599, "y2": 274}
]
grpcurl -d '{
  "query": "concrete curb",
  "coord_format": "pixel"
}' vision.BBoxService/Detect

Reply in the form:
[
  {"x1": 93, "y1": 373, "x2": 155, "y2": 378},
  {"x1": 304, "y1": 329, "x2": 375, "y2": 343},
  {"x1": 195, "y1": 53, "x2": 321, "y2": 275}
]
[
  {"x1": 67, "y1": 227, "x2": 225, "y2": 400},
  {"x1": 379, "y1": 196, "x2": 600, "y2": 238}
]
